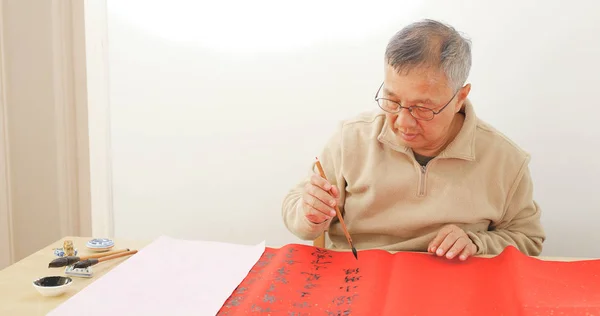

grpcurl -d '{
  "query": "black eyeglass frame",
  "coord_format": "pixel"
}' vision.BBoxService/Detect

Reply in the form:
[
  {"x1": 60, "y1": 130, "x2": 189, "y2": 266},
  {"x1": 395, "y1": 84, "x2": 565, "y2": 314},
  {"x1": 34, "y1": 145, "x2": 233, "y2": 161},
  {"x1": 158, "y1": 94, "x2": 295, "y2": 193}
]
[{"x1": 374, "y1": 82, "x2": 460, "y2": 121}]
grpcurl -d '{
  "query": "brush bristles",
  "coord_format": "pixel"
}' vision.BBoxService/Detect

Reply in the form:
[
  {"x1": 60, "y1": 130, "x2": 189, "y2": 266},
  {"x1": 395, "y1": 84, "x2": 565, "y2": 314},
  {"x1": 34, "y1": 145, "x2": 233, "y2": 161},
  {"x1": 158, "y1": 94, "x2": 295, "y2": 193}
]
[
  {"x1": 48, "y1": 256, "x2": 79, "y2": 268},
  {"x1": 73, "y1": 259, "x2": 95, "y2": 269}
]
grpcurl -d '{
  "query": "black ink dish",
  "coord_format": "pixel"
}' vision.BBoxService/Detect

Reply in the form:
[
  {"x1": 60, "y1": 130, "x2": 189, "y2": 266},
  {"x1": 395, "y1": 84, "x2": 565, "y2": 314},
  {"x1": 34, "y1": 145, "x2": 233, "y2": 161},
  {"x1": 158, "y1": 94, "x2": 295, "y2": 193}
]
[{"x1": 33, "y1": 276, "x2": 73, "y2": 297}]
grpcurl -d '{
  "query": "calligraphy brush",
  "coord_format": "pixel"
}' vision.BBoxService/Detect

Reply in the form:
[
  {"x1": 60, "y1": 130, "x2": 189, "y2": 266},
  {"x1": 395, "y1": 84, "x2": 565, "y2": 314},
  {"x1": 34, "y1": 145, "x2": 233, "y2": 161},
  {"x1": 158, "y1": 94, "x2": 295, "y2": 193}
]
[
  {"x1": 48, "y1": 248, "x2": 131, "y2": 268},
  {"x1": 73, "y1": 250, "x2": 138, "y2": 269},
  {"x1": 315, "y1": 157, "x2": 358, "y2": 260}
]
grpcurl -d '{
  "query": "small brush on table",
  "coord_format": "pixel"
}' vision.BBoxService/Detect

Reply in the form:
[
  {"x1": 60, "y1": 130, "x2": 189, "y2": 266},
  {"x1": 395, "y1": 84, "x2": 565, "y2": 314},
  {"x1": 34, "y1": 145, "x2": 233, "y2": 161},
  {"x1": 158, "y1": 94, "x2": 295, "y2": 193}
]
[
  {"x1": 73, "y1": 250, "x2": 138, "y2": 269},
  {"x1": 63, "y1": 250, "x2": 137, "y2": 278},
  {"x1": 48, "y1": 248, "x2": 131, "y2": 268}
]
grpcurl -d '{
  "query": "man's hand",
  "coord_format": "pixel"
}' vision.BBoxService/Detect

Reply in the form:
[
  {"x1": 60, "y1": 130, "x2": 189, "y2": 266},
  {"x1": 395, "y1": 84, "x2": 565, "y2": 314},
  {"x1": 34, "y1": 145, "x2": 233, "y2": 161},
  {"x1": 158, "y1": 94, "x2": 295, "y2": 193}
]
[
  {"x1": 428, "y1": 224, "x2": 478, "y2": 261},
  {"x1": 301, "y1": 173, "x2": 340, "y2": 224}
]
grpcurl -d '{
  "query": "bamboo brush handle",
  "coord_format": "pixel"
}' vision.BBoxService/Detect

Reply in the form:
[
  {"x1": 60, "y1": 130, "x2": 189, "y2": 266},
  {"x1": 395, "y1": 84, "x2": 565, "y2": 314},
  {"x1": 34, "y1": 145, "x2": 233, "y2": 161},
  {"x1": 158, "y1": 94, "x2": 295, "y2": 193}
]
[
  {"x1": 332, "y1": 205, "x2": 352, "y2": 241},
  {"x1": 315, "y1": 158, "x2": 353, "y2": 244},
  {"x1": 97, "y1": 250, "x2": 138, "y2": 263},
  {"x1": 81, "y1": 249, "x2": 130, "y2": 260}
]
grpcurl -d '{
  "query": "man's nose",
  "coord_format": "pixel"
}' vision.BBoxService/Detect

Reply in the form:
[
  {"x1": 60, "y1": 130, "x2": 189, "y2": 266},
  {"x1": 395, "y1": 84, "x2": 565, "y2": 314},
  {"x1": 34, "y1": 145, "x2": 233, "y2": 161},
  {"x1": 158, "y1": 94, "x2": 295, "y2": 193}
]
[{"x1": 395, "y1": 108, "x2": 417, "y2": 128}]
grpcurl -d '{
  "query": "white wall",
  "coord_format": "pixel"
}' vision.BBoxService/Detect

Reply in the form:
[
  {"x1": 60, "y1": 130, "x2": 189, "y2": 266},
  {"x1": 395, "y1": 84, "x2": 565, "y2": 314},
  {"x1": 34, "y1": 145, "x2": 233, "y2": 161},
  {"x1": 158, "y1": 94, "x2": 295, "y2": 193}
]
[{"x1": 105, "y1": 0, "x2": 600, "y2": 257}]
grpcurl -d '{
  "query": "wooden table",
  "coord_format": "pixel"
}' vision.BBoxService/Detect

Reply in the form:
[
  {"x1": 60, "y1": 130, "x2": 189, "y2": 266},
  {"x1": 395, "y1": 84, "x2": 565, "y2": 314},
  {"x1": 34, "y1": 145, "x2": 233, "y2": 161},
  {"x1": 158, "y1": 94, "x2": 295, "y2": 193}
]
[
  {"x1": 0, "y1": 236, "x2": 592, "y2": 315},
  {"x1": 0, "y1": 236, "x2": 150, "y2": 316}
]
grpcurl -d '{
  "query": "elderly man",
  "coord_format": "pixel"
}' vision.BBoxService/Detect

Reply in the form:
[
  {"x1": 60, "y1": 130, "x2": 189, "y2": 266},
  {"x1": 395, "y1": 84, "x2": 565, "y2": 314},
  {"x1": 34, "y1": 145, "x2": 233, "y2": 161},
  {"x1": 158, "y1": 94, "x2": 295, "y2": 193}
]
[{"x1": 281, "y1": 19, "x2": 545, "y2": 260}]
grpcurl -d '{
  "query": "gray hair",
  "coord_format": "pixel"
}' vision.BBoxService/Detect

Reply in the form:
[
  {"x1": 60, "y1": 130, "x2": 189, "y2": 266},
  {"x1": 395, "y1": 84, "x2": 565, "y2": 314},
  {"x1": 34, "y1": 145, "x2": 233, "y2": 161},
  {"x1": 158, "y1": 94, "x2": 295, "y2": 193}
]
[{"x1": 385, "y1": 19, "x2": 472, "y2": 91}]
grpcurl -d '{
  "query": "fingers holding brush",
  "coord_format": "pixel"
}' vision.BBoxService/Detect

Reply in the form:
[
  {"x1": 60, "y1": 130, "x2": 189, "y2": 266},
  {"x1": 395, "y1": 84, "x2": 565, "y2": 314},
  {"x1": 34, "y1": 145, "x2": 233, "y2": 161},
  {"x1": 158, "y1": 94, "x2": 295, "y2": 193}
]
[
  {"x1": 302, "y1": 174, "x2": 340, "y2": 224},
  {"x1": 310, "y1": 173, "x2": 339, "y2": 197},
  {"x1": 313, "y1": 157, "x2": 358, "y2": 260}
]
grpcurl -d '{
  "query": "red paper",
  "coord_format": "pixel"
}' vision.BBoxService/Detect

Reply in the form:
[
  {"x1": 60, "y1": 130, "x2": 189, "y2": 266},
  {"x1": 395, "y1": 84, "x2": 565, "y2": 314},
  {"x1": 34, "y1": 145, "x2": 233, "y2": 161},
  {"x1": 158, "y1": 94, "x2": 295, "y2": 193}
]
[{"x1": 217, "y1": 244, "x2": 600, "y2": 315}]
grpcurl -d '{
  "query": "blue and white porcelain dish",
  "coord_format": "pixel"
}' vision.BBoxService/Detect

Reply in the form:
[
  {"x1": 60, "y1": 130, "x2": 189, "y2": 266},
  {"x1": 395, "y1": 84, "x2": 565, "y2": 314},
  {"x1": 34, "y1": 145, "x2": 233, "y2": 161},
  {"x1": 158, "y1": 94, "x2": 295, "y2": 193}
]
[
  {"x1": 53, "y1": 248, "x2": 78, "y2": 257},
  {"x1": 86, "y1": 238, "x2": 114, "y2": 249}
]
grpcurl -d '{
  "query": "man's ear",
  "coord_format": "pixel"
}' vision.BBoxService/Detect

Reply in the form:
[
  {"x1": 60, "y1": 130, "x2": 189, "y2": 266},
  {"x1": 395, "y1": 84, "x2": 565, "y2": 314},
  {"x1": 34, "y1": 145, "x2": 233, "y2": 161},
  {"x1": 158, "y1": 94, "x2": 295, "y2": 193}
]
[{"x1": 455, "y1": 83, "x2": 471, "y2": 112}]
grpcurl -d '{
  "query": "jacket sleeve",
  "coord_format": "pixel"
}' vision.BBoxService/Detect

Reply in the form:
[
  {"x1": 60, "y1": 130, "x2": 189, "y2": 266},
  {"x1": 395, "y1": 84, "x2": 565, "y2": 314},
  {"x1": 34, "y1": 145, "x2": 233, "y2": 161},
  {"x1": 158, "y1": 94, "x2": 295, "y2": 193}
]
[
  {"x1": 281, "y1": 123, "x2": 347, "y2": 241},
  {"x1": 467, "y1": 157, "x2": 546, "y2": 256}
]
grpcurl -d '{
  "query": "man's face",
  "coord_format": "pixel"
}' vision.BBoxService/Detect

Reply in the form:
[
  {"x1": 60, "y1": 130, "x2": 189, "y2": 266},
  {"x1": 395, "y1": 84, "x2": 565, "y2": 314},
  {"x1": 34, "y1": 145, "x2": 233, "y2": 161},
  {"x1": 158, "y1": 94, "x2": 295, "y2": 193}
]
[{"x1": 382, "y1": 64, "x2": 470, "y2": 156}]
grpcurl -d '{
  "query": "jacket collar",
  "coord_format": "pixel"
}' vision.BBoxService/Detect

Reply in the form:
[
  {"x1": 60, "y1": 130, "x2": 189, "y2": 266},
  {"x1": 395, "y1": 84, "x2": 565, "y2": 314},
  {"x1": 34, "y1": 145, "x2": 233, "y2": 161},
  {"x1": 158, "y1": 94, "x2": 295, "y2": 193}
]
[{"x1": 376, "y1": 99, "x2": 477, "y2": 161}]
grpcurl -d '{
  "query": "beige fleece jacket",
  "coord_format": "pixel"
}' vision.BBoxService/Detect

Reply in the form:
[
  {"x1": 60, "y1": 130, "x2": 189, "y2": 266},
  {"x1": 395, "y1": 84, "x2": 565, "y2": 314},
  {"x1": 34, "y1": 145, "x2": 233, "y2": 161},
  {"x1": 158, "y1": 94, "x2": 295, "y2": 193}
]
[{"x1": 282, "y1": 100, "x2": 545, "y2": 256}]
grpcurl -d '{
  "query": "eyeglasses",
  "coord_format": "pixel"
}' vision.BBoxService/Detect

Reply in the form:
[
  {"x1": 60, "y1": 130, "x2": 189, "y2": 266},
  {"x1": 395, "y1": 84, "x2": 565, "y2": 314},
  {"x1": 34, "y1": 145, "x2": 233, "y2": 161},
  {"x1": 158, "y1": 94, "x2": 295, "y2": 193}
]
[{"x1": 374, "y1": 82, "x2": 459, "y2": 121}]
